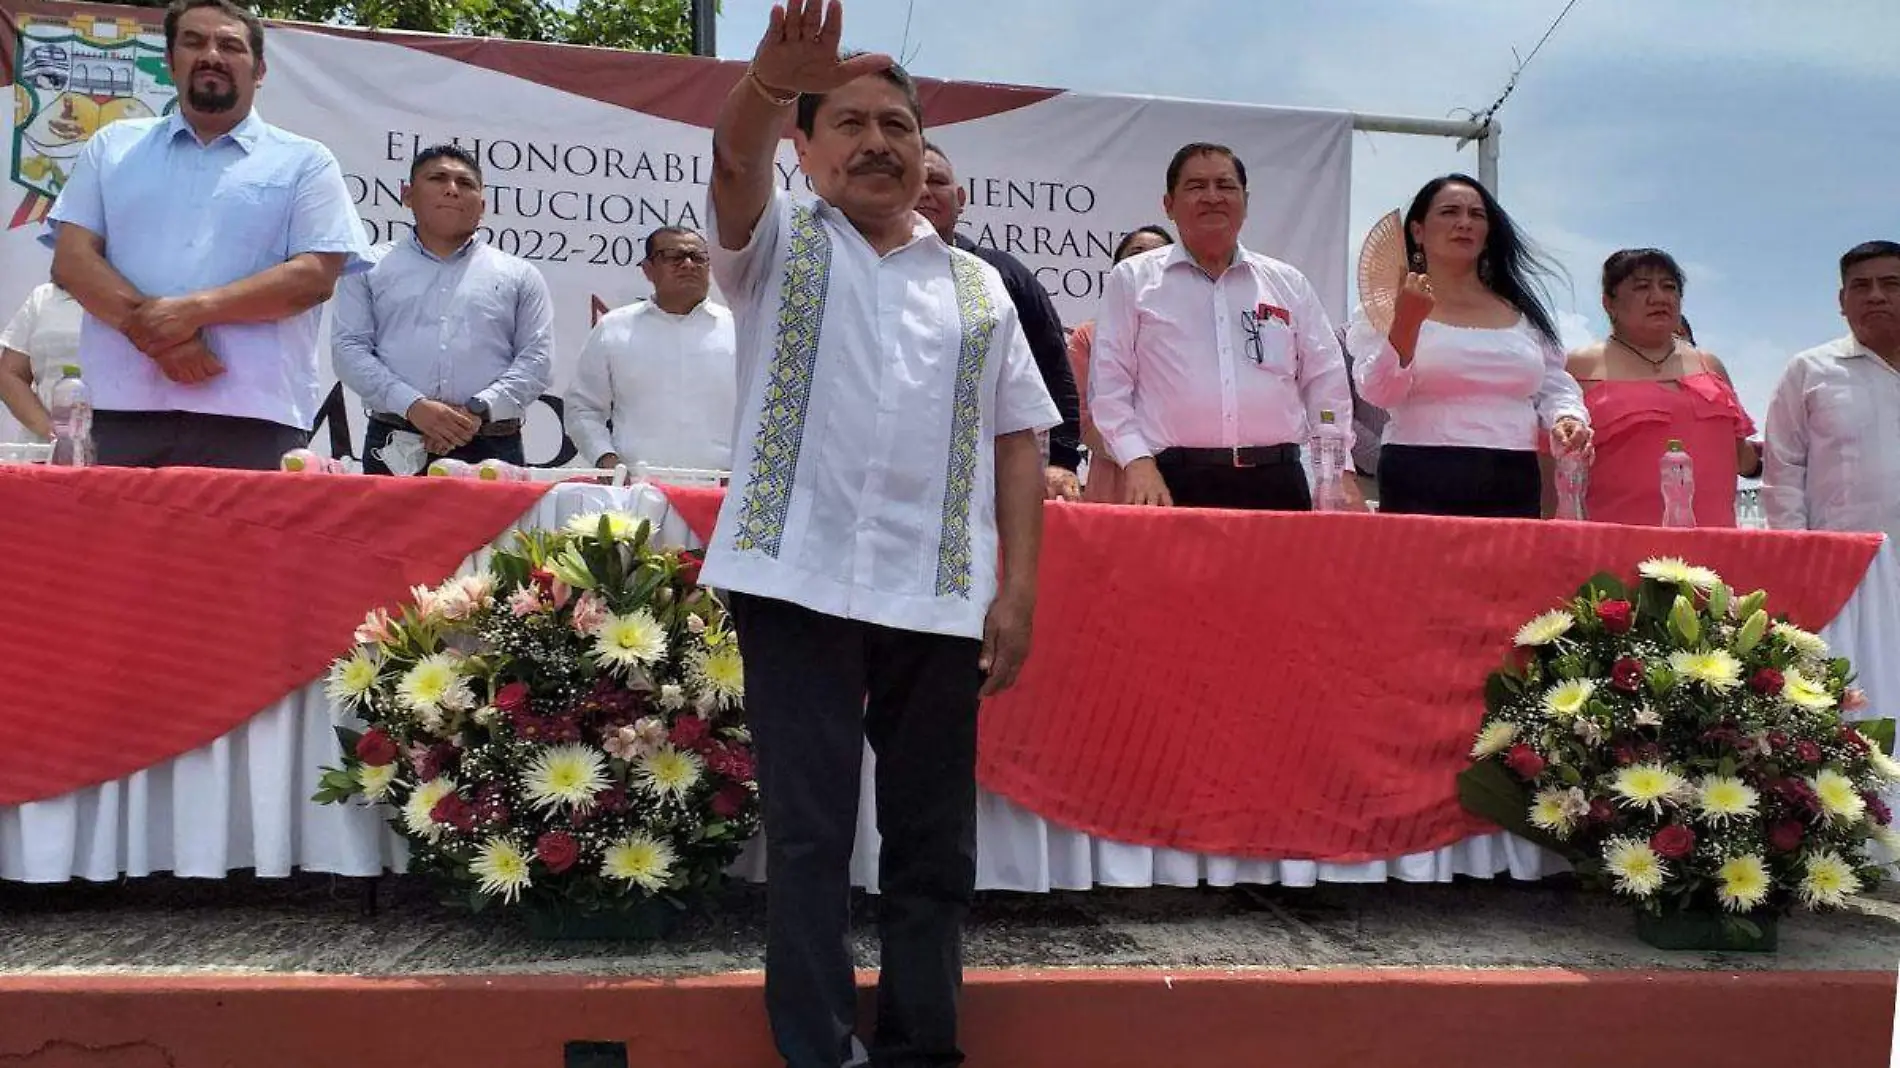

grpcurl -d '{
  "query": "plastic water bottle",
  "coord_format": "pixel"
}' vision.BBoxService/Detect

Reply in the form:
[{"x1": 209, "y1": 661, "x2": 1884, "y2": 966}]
[
  {"x1": 47, "y1": 364, "x2": 92, "y2": 467},
  {"x1": 474, "y1": 458, "x2": 529, "y2": 482},
  {"x1": 1660, "y1": 439, "x2": 1695, "y2": 528},
  {"x1": 1309, "y1": 408, "x2": 1349, "y2": 512},
  {"x1": 427, "y1": 458, "x2": 474, "y2": 478},
  {"x1": 280, "y1": 448, "x2": 349, "y2": 474},
  {"x1": 1554, "y1": 445, "x2": 1589, "y2": 521}
]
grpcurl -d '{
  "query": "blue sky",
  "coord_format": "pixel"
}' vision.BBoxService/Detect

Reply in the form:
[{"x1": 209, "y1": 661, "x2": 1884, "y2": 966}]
[{"x1": 715, "y1": 0, "x2": 1900, "y2": 421}]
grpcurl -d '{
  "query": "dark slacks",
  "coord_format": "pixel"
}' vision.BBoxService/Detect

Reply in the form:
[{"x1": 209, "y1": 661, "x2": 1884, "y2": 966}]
[
  {"x1": 1377, "y1": 444, "x2": 1542, "y2": 518},
  {"x1": 93, "y1": 410, "x2": 309, "y2": 471},
  {"x1": 1154, "y1": 453, "x2": 1314, "y2": 511},
  {"x1": 360, "y1": 419, "x2": 525, "y2": 476},
  {"x1": 727, "y1": 592, "x2": 983, "y2": 1068}
]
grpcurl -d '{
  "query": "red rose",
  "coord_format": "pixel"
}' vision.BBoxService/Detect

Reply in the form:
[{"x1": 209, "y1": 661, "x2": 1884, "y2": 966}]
[
  {"x1": 430, "y1": 792, "x2": 477, "y2": 832},
  {"x1": 1611, "y1": 657, "x2": 1645, "y2": 693},
  {"x1": 712, "y1": 782, "x2": 752, "y2": 818},
  {"x1": 1649, "y1": 824, "x2": 1696, "y2": 860},
  {"x1": 535, "y1": 831, "x2": 580, "y2": 873},
  {"x1": 1795, "y1": 740, "x2": 1824, "y2": 765},
  {"x1": 1612, "y1": 742, "x2": 1638, "y2": 766},
  {"x1": 354, "y1": 728, "x2": 398, "y2": 767},
  {"x1": 1769, "y1": 819, "x2": 1806, "y2": 853},
  {"x1": 1587, "y1": 798, "x2": 1617, "y2": 824},
  {"x1": 678, "y1": 550, "x2": 705, "y2": 588},
  {"x1": 670, "y1": 715, "x2": 714, "y2": 753},
  {"x1": 1749, "y1": 668, "x2": 1785, "y2": 696},
  {"x1": 1597, "y1": 600, "x2": 1634, "y2": 634},
  {"x1": 593, "y1": 785, "x2": 629, "y2": 813},
  {"x1": 1505, "y1": 744, "x2": 1547, "y2": 781},
  {"x1": 495, "y1": 682, "x2": 532, "y2": 716}
]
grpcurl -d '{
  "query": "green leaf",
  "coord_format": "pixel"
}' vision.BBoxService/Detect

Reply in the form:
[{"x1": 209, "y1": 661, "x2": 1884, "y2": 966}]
[
  {"x1": 1636, "y1": 579, "x2": 1677, "y2": 628},
  {"x1": 1456, "y1": 761, "x2": 1583, "y2": 860},
  {"x1": 333, "y1": 726, "x2": 365, "y2": 755},
  {"x1": 1580, "y1": 572, "x2": 1629, "y2": 602},
  {"x1": 1483, "y1": 673, "x2": 1517, "y2": 717},
  {"x1": 1862, "y1": 719, "x2": 1897, "y2": 757}
]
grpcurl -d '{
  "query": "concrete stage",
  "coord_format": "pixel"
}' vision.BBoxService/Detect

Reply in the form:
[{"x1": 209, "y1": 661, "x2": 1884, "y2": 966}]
[{"x1": 2, "y1": 874, "x2": 1897, "y2": 1066}]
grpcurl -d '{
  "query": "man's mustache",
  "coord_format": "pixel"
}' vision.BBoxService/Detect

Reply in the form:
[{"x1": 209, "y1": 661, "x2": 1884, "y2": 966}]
[{"x1": 849, "y1": 155, "x2": 903, "y2": 178}]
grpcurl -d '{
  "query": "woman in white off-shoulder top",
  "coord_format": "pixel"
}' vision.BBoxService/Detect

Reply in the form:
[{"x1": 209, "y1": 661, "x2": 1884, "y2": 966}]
[{"x1": 1348, "y1": 174, "x2": 1590, "y2": 517}]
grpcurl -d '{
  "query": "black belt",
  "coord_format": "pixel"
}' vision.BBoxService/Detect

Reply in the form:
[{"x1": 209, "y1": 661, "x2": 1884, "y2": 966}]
[
  {"x1": 370, "y1": 411, "x2": 523, "y2": 439},
  {"x1": 1155, "y1": 444, "x2": 1301, "y2": 469}
]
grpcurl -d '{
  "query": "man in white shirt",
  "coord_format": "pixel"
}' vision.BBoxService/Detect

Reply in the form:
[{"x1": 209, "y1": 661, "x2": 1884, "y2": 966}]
[
  {"x1": 1089, "y1": 142, "x2": 1354, "y2": 510},
  {"x1": 565, "y1": 227, "x2": 737, "y2": 473},
  {"x1": 1763, "y1": 240, "x2": 1900, "y2": 544},
  {"x1": 708, "y1": 4, "x2": 1058, "y2": 1066}
]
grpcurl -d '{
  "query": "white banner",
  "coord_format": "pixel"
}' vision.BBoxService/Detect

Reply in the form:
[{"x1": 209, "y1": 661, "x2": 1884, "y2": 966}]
[{"x1": 2, "y1": 3, "x2": 1351, "y2": 461}]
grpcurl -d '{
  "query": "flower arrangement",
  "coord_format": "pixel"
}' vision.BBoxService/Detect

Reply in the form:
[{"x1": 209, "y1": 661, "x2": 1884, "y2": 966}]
[
  {"x1": 1461, "y1": 557, "x2": 1895, "y2": 939},
  {"x1": 315, "y1": 511, "x2": 759, "y2": 926}
]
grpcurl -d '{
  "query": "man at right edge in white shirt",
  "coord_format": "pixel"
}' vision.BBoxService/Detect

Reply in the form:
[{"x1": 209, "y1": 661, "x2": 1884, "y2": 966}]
[
  {"x1": 706, "y1": 3, "x2": 1059, "y2": 1066},
  {"x1": 1763, "y1": 240, "x2": 1900, "y2": 547},
  {"x1": 1089, "y1": 142, "x2": 1356, "y2": 510}
]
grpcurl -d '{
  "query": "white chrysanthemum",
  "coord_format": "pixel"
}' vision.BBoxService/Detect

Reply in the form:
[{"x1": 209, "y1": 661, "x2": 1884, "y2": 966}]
[
  {"x1": 1603, "y1": 838, "x2": 1667, "y2": 898},
  {"x1": 325, "y1": 649, "x2": 381, "y2": 708},
  {"x1": 658, "y1": 684, "x2": 687, "y2": 712},
  {"x1": 1799, "y1": 849, "x2": 1861, "y2": 909},
  {"x1": 1810, "y1": 770, "x2": 1867, "y2": 824},
  {"x1": 1667, "y1": 649, "x2": 1742, "y2": 691},
  {"x1": 636, "y1": 744, "x2": 704, "y2": 800},
  {"x1": 1716, "y1": 854, "x2": 1772, "y2": 912},
  {"x1": 397, "y1": 652, "x2": 475, "y2": 714},
  {"x1": 689, "y1": 644, "x2": 746, "y2": 710},
  {"x1": 1634, "y1": 704, "x2": 1663, "y2": 728},
  {"x1": 1696, "y1": 776, "x2": 1760, "y2": 824},
  {"x1": 1611, "y1": 763, "x2": 1689, "y2": 814},
  {"x1": 1871, "y1": 823, "x2": 1900, "y2": 857},
  {"x1": 522, "y1": 744, "x2": 611, "y2": 812},
  {"x1": 1470, "y1": 721, "x2": 1518, "y2": 760},
  {"x1": 1542, "y1": 679, "x2": 1595, "y2": 719},
  {"x1": 1781, "y1": 668, "x2": 1837, "y2": 711},
  {"x1": 565, "y1": 510, "x2": 644, "y2": 540},
  {"x1": 1773, "y1": 622, "x2": 1830, "y2": 660},
  {"x1": 1528, "y1": 787, "x2": 1584, "y2": 838},
  {"x1": 401, "y1": 778, "x2": 458, "y2": 841},
  {"x1": 1865, "y1": 744, "x2": 1900, "y2": 783},
  {"x1": 602, "y1": 832, "x2": 677, "y2": 892},
  {"x1": 470, "y1": 837, "x2": 534, "y2": 904},
  {"x1": 1515, "y1": 609, "x2": 1575, "y2": 647},
  {"x1": 1638, "y1": 557, "x2": 1721, "y2": 590},
  {"x1": 356, "y1": 762, "x2": 399, "y2": 802},
  {"x1": 593, "y1": 610, "x2": 669, "y2": 671}
]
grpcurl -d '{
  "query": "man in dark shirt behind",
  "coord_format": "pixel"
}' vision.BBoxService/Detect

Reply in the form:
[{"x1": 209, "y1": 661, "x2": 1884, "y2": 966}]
[{"x1": 918, "y1": 142, "x2": 1084, "y2": 500}]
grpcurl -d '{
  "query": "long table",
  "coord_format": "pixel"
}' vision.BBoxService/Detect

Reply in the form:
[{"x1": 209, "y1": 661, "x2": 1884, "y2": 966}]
[{"x1": 1, "y1": 468, "x2": 1893, "y2": 888}]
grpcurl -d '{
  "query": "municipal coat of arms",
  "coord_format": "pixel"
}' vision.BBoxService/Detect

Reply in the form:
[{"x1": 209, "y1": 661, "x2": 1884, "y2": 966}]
[{"x1": 8, "y1": 11, "x2": 172, "y2": 229}]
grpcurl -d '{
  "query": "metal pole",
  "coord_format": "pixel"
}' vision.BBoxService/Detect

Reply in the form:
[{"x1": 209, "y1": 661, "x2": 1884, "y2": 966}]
[
  {"x1": 1476, "y1": 122, "x2": 1501, "y2": 195},
  {"x1": 690, "y1": 0, "x2": 717, "y2": 57}
]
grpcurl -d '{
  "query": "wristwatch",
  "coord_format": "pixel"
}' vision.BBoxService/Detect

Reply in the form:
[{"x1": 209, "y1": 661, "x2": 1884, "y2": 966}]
[{"x1": 464, "y1": 396, "x2": 490, "y2": 425}]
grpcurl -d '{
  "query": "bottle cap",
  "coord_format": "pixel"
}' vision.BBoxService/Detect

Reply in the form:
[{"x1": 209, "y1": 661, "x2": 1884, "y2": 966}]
[
  {"x1": 60, "y1": 364, "x2": 81, "y2": 378},
  {"x1": 1319, "y1": 409, "x2": 1336, "y2": 424},
  {"x1": 1667, "y1": 439, "x2": 1685, "y2": 451}
]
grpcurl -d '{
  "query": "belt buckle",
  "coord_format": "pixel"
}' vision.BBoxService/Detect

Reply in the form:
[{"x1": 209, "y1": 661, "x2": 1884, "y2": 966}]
[{"x1": 1231, "y1": 446, "x2": 1255, "y2": 469}]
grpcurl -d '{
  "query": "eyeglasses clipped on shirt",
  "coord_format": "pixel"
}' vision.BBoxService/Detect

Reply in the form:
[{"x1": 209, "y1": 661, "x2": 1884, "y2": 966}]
[{"x1": 647, "y1": 249, "x2": 711, "y2": 267}]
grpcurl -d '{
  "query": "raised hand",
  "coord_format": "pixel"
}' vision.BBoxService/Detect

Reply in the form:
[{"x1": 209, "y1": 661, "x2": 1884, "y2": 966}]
[
  {"x1": 750, "y1": 0, "x2": 893, "y2": 96},
  {"x1": 1394, "y1": 271, "x2": 1435, "y2": 328}
]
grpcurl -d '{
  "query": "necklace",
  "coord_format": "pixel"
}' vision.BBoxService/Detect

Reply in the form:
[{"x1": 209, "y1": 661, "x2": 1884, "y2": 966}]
[{"x1": 1610, "y1": 334, "x2": 1675, "y2": 374}]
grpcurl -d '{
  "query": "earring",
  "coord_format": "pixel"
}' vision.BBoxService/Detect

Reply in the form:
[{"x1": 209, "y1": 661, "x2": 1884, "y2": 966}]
[{"x1": 1409, "y1": 251, "x2": 1425, "y2": 272}]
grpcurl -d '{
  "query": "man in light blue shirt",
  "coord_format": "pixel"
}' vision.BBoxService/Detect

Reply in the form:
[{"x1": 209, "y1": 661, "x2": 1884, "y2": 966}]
[
  {"x1": 331, "y1": 144, "x2": 555, "y2": 475},
  {"x1": 48, "y1": 0, "x2": 368, "y2": 470}
]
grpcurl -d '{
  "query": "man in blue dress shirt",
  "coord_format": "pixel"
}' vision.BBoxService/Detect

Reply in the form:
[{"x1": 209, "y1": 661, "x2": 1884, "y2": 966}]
[
  {"x1": 48, "y1": 0, "x2": 368, "y2": 470},
  {"x1": 331, "y1": 144, "x2": 555, "y2": 475}
]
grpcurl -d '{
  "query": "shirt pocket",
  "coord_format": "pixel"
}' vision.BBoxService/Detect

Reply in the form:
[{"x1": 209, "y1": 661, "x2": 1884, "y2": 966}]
[
  {"x1": 1247, "y1": 316, "x2": 1296, "y2": 379},
  {"x1": 452, "y1": 280, "x2": 516, "y2": 351},
  {"x1": 214, "y1": 176, "x2": 294, "y2": 269}
]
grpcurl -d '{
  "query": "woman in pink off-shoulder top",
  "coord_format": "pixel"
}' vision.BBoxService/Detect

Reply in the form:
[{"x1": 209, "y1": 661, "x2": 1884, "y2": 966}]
[
  {"x1": 1566, "y1": 249, "x2": 1761, "y2": 527},
  {"x1": 1068, "y1": 224, "x2": 1173, "y2": 502}
]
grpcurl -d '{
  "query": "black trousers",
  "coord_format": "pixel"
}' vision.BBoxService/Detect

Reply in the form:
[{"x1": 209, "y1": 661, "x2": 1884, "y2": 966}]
[
  {"x1": 360, "y1": 419, "x2": 525, "y2": 476},
  {"x1": 1377, "y1": 444, "x2": 1542, "y2": 518},
  {"x1": 1154, "y1": 454, "x2": 1313, "y2": 511},
  {"x1": 93, "y1": 410, "x2": 309, "y2": 471},
  {"x1": 727, "y1": 592, "x2": 983, "y2": 1068}
]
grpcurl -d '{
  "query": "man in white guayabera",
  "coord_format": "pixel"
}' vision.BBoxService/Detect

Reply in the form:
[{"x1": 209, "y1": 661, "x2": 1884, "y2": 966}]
[{"x1": 704, "y1": 2, "x2": 1058, "y2": 1065}]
